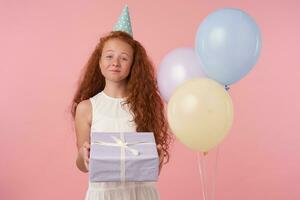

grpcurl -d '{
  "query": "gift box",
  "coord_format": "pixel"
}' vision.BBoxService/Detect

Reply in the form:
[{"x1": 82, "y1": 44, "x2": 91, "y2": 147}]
[{"x1": 89, "y1": 132, "x2": 159, "y2": 182}]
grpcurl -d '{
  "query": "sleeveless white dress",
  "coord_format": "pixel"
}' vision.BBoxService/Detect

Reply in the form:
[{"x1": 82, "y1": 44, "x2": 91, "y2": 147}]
[{"x1": 85, "y1": 91, "x2": 160, "y2": 200}]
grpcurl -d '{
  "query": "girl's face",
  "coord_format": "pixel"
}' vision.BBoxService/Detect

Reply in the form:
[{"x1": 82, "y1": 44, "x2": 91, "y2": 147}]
[{"x1": 99, "y1": 38, "x2": 134, "y2": 83}]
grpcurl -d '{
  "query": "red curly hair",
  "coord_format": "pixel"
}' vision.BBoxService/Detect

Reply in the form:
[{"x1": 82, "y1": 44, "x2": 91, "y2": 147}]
[{"x1": 71, "y1": 31, "x2": 172, "y2": 166}]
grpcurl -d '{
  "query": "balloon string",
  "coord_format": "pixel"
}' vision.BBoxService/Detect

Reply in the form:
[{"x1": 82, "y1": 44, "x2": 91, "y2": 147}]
[
  {"x1": 197, "y1": 147, "x2": 220, "y2": 200},
  {"x1": 197, "y1": 152, "x2": 207, "y2": 200},
  {"x1": 212, "y1": 147, "x2": 220, "y2": 200}
]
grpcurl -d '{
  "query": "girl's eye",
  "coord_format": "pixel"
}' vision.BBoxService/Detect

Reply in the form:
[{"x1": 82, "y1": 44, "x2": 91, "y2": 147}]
[
  {"x1": 122, "y1": 57, "x2": 128, "y2": 61},
  {"x1": 106, "y1": 55, "x2": 113, "y2": 59}
]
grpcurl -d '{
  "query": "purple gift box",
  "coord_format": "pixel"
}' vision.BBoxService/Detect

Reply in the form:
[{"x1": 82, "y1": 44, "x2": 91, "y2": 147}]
[{"x1": 89, "y1": 132, "x2": 159, "y2": 182}]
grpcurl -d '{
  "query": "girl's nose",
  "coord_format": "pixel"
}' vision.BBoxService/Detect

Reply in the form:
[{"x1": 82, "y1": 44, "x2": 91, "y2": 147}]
[{"x1": 112, "y1": 59, "x2": 120, "y2": 67}]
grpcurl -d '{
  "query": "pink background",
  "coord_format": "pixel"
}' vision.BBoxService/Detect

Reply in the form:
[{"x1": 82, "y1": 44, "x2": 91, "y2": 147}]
[{"x1": 1, "y1": 0, "x2": 300, "y2": 199}]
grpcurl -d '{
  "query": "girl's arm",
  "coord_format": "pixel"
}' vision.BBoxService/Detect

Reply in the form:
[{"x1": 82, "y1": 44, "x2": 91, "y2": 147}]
[{"x1": 75, "y1": 100, "x2": 92, "y2": 173}]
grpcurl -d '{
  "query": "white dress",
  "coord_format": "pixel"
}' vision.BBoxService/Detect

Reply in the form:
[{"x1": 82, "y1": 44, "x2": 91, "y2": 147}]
[{"x1": 85, "y1": 91, "x2": 160, "y2": 200}]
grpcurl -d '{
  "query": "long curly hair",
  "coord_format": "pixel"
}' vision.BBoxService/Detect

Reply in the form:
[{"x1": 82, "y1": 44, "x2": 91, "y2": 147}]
[{"x1": 71, "y1": 31, "x2": 172, "y2": 166}]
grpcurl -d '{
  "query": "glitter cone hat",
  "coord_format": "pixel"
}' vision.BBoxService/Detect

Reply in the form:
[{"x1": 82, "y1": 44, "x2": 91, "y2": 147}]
[{"x1": 113, "y1": 5, "x2": 133, "y2": 36}]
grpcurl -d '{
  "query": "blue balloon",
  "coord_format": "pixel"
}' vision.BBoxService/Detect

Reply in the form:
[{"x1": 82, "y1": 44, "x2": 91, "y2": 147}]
[{"x1": 195, "y1": 8, "x2": 261, "y2": 85}]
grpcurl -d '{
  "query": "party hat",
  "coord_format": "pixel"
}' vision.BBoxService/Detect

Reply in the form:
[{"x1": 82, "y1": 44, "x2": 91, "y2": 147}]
[{"x1": 113, "y1": 5, "x2": 133, "y2": 36}]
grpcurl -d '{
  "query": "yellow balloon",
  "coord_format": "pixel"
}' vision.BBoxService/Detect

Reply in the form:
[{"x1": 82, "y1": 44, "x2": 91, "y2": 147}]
[{"x1": 167, "y1": 78, "x2": 233, "y2": 152}]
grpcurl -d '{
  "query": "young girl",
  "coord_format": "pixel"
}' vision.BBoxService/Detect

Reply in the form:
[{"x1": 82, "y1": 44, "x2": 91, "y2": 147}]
[{"x1": 70, "y1": 29, "x2": 172, "y2": 200}]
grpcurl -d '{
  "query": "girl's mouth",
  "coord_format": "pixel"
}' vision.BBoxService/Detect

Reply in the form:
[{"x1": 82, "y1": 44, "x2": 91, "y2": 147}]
[{"x1": 110, "y1": 70, "x2": 121, "y2": 72}]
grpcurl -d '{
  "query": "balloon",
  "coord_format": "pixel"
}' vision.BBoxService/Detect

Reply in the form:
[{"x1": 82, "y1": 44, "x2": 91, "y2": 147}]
[
  {"x1": 157, "y1": 48, "x2": 205, "y2": 102},
  {"x1": 167, "y1": 78, "x2": 233, "y2": 152},
  {"x1": 195, "y1": 8, "x2": 261, "y2": 85}
]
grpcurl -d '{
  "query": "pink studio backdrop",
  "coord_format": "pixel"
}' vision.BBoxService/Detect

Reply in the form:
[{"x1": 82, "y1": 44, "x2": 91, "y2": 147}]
[{"x1": 1, "y1": 0, "x2": 299, "y2": 199}]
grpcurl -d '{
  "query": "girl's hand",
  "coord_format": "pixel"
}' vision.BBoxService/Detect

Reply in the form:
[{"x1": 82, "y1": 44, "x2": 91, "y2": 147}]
[
  {"x1": 78, "y1": 142, "x2": 90, "y2": 172},
  {"x1": 157, "y1": 144, "x2": 164, "y2": 175}
]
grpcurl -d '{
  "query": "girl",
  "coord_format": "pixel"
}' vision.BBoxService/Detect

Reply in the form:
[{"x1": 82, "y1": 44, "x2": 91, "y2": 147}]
[{"x1": 70, "y1": 30, "x2": 172, "y2": 200}]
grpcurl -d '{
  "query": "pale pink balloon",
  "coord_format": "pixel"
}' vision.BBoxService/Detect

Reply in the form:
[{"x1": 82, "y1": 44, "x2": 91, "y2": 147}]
[{"x1": 157, "y1": 48, "x2": 206, "y2": 102}]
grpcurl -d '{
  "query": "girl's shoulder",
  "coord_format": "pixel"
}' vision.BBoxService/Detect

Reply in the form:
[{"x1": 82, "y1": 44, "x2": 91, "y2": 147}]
[
  {"x1": 77, "y1": 99, "x2": 92, "y2": 111},
  {"x1": 75, "y1": 99, "x2": 92, "y2": 124}
]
